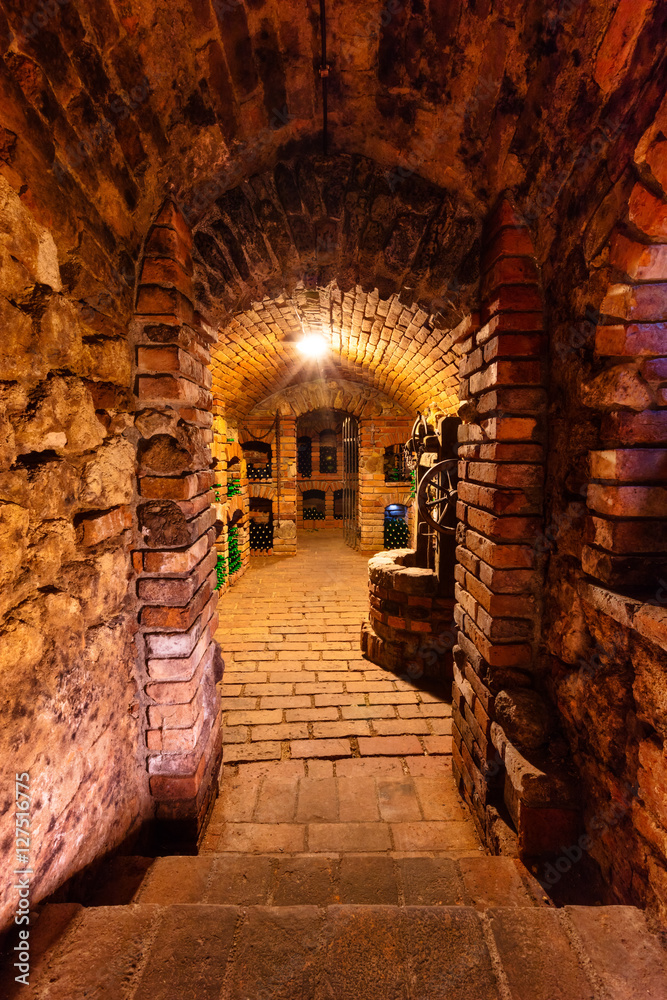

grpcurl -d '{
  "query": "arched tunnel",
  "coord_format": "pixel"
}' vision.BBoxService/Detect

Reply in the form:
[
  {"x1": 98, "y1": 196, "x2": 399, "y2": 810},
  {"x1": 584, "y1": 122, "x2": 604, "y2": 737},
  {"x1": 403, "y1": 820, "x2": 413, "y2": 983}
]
[{"x1": 1, "y1": 0, "x2": 667, "y2": 993}]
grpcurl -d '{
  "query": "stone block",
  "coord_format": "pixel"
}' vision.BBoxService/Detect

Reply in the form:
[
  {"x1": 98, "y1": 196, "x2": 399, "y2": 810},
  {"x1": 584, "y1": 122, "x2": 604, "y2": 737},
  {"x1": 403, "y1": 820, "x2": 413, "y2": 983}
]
[
  {"x1": 628, "y1": 182, "x2": 667, "y2": 240},
  {"x1": 136, "y1": 284, "x2": 195, "y2": 322},
  {"x1": 146, "y1": 640, "x2": 215, "y2": 706},
  {"x1": 587, "y1": 483, "x2": 667, "y2": 519},
  {"x1": 139, "y1": 257, "x2": 193, "y2": 299},
  {"x1": 140, "y1": 469, "x2": 215, "y2": 500},
  {"x1": 138, "y1": 548, "x2": 217, "y2": 606},
  {"x1": 602, "y1": 410, "x2": 667, "y2": 445},
  {"x1": 566, "y1": 904, "x2": 667, "y2": 997},
  {"x1": 488, "y1": 907, "x2": 593, "y2": 1000},
  {"x1": 137, "y1": 344, "x2": 209, "y2": 387},
  {"x1": 470, "y1": 361, "x2": 543, "y2": 395},
  {"x1": 595, "y1": 323, "x2": 667, "y2": 357},
  {"x1": 81, "y1": 505, "x2": 133, "y2": 545},
  {"x1": 137, "y1": 374, "x2": 211, "y2": 409},
  {"x1": 138, "y1": 502, "x2": 216, "y2": 549},
  {"x1": 145, "y1": 593, "x2": 217, "y2": 658}
]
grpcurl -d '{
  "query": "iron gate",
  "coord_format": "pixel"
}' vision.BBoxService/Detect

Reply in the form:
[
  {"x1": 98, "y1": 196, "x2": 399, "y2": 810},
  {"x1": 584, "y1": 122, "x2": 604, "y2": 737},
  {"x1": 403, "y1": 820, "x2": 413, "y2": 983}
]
[{"x1": 342, "y1": 415, "x2": 359, "y2": 548}]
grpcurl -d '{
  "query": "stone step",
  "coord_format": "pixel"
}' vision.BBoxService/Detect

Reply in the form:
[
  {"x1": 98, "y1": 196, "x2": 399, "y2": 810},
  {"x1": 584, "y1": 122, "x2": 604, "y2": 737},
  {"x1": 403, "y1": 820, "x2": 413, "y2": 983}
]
[
  {"x1": 2, "y1": 901, "x2": 666, "y2": 999},
  {"x1": 132, "y1": 852, "x2": 548, "y2": 909}
]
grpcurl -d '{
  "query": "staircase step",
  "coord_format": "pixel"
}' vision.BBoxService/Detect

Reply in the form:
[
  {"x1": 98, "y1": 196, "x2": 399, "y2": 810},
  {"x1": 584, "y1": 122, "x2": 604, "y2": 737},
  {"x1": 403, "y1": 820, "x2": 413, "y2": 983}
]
[
  {"x1": 2, "y1": 902, "x2": 666, "y2": 999},
  {"x1": 132, "y1": 852, "x2": 548, "y2": 909}
]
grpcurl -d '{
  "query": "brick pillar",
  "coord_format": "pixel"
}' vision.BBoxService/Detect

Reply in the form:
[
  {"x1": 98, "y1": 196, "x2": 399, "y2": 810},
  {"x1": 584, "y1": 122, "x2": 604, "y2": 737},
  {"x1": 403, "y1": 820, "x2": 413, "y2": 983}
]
[
  {"x1": 452, "y1": 195, "x2": 549, "y2": 845},
  {"x1": 133, "y1": 198, "x2": 222, "y2": 845},
  {"x1": 274, "y1": 414, "x2": 297, "y2": 554},
  {"x1": 359, "y1": 419, "x2": 413, "y2": 551},
  {"x1": 583, "y1": 180, "x2": 667, "y2": 587},
  {"x1": 359, "y1": 420, "x2": 383, "y2": 551}
]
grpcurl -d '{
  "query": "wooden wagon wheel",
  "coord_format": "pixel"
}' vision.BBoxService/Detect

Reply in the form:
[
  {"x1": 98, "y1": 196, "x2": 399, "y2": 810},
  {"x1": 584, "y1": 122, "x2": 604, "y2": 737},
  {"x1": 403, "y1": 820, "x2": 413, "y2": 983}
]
[{"x1": 417, "y1": 459, "x2": 458, "y2": 535}]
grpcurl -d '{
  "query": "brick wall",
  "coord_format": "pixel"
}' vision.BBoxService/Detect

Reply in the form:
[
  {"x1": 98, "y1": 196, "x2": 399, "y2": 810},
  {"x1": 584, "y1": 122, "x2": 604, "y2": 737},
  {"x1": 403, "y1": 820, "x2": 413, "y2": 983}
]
[
  {"x1": 542, "y1": 130, "x2": 667, "y2": 917},
  {"x1": 133, "y1": 199, "x2": 222, "y2": 844},
  {"x1": 583, "y1": 181, "x2": 667, "y2": 587}
]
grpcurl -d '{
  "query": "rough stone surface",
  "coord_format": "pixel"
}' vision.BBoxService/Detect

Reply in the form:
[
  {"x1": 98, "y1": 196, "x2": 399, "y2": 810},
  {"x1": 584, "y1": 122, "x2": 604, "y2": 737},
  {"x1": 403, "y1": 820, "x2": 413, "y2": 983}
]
[
  {"x1": 5, "y1": 899, "x2": 667, "y2": 999},
  {"x1": 494, "y1": 689, "x2": 552, "y2": 750}
]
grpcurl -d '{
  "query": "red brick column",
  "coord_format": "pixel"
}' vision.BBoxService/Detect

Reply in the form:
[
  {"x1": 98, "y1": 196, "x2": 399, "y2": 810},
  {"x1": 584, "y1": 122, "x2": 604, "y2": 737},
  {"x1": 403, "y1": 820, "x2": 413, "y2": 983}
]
[
  {"x1": 452, "y1": 196, "x2": 553, "y2": 847},
  {"x1": 133, "y1": 199, "x2": 222, "y2": 844},
  {"x1": 274, "y1": 415, "x2": 297, "y2": 554},
  {"x1": 583, "y1": 174, "x2": 667, "y2": 587},
  {"x1": 359, "y1": 418, "x2": 413, "y2": 551}
]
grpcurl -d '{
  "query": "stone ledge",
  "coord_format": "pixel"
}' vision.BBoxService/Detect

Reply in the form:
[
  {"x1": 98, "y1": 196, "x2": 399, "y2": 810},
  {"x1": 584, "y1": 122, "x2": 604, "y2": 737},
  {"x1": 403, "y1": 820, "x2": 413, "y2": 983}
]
[
  {"x1": 361, "y1": 619, "x2": 454, "y2": 682},
  {"x1": 368, "y1": 549, "x2": 438, "y2": 596},
  {"x1": 491, "y1": 724, "x2": 580, "y2": 812},
  {"x1": 578, "y1": 579, "x2": 667, "y2": 652},
  {"x1": 490, "y1": 724, "x2": 580, "y2": 856}
]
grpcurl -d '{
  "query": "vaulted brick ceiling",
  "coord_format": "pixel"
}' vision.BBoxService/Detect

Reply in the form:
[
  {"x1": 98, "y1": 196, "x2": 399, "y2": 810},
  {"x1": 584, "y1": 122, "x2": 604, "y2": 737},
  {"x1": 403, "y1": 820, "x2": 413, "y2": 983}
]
[
  {"x1": 1, "y1": 0, "x2": 664, "y2": 415},
  {"x1": 2, "y1": 0, "x2": 663, "y2": 253},
  {"x1": 196, "y1": 154, "x2": 473, "y2": 417},
  {"x1": 210, "y1": 283, "x2": 461, "y2": 418}
]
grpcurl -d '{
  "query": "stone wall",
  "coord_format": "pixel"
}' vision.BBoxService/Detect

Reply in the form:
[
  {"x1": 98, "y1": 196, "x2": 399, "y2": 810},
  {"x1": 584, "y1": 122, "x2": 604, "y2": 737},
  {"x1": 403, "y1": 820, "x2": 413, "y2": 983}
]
[
  {"x1": 0, "y1": 177, "x2": 149, "y2": 929},
  {"x1": 541, "y1": 105, "x2": 667, "y2": 919}
]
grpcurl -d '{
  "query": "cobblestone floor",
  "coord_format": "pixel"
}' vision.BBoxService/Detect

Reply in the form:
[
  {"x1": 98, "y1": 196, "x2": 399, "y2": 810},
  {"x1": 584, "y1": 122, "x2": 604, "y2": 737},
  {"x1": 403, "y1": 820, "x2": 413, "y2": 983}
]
[{"x1": 204, "y1": 530, "x2": 481, "y2": 854}]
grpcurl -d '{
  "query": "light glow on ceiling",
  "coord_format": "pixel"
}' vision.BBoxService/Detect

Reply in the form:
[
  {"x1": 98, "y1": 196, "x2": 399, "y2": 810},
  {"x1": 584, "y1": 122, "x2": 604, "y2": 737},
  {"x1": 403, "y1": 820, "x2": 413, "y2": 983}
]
[{"x1": 297, "y1": 333, "x2": 328, "y2": 359}]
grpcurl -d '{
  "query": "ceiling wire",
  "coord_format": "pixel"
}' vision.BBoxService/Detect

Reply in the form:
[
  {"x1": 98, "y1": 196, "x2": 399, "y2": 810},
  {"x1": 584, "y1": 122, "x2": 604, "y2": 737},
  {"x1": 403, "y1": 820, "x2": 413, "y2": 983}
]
[{"x1": 319, "y1": 0, "x2": 329, "y2": 155}]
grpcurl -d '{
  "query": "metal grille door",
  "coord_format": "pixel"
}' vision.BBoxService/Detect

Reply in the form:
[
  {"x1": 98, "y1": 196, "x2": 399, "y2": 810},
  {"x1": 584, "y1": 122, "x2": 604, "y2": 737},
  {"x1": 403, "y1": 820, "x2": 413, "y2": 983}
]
[{"x1": 342, "y1": 416, "x2": 359, "y2": 549}]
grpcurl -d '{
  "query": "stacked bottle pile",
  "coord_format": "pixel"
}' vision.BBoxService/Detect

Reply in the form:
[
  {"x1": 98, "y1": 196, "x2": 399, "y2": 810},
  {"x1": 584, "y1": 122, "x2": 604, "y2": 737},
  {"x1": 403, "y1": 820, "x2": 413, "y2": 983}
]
[
  {"x1": 383, "y1": 516, "x2": 409, "y2": 549},
  {"x1": 215, "y1": 553, "x2": 227, "y2": 590},
  {"x1": 250, "y1": 519, "x2": 273, "y2": 551},
  {"x1": 319, "y1": 447, "x2": 337, "y2": 473},
  {"x1": 304, "y1": 507, "x2": 325, "y2": 521},
  {"x1": 227, "y1": 476, "x2": 241, "y2": 498},
  {"x1": 228, "y1": 526, "x2": 242, "y2": 573},
  {"x1": 247, "y1": 463, "x2": 272, "y2": 481}
]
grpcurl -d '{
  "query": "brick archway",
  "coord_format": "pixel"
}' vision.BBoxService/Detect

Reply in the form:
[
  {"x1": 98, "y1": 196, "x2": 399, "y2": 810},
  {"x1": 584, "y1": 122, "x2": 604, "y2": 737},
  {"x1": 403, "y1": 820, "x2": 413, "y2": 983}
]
[
  {"x1": 376, "y1": 428, "x2": 409, "y2": 449},
  {"x1": 249, "y1": 484, "x2": 277, "y2": 501},
  {"x1": 247, "y1": 379, "x2": 410, "y2": 422}
]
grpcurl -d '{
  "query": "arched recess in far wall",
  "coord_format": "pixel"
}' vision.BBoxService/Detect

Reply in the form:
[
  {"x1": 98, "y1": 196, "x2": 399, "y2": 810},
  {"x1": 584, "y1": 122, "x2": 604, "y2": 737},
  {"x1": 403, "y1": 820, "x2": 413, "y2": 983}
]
[
  {"x1": 249, "y1": 484, "x2": 277, "y2": 501},
  {"x1": 243, "y1": 378, "x2": 410, "y2": 423}
]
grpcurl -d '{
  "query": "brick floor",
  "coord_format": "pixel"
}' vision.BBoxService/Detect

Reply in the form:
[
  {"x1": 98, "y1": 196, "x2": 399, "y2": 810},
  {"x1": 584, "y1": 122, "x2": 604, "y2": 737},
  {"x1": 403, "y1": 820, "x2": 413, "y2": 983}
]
[{"x1": 207, "y1": 531, "x2": 479, "y2": 855}]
